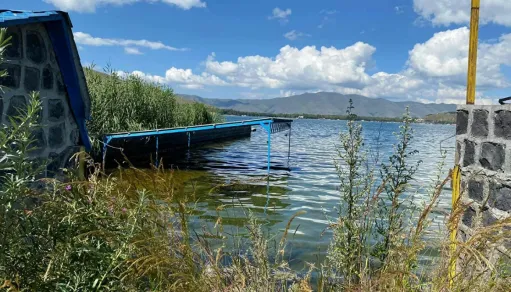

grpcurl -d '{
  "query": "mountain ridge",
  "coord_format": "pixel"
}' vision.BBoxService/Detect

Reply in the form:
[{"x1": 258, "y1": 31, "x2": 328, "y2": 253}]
[{"x1": 178, "y1": 92, "x2": 456, "y2": 118}]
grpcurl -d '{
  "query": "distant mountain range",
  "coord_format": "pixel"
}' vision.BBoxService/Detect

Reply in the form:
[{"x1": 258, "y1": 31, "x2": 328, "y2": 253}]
[{"x1": 178, "y1": 92, "x2": 456, "y2": 118}]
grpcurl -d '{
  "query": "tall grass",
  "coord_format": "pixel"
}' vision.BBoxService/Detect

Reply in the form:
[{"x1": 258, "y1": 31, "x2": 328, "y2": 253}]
[{"x1": 85, "y1": 66, "x2": 223, "y2": 139}]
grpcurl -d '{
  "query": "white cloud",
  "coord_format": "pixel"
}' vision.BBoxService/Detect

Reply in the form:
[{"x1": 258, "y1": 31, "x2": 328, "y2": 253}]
[
  {"x1": 283, "y1": 30, "x2": 311, "y2": 41},
  {"x1": 118, "y1": 67, "x2": 227, "y2": 89},
  {"x1": 318, "y1": 9, "x2": 338, "y2": 28},
  {"x1": 413, "y1": 0, "x2": 511, "y2": 27},
  {"x1": 269, "y1": 7, "x2": 292, "y2": 23},
  {"x1": 124, "y1": 47, "x2": 143, "y2": 55},
  {"x1": 408, "y1": 27, "x2": 511, "y2": 88},
  {"x1": 395, "y1": 6, "x2": 404, "y2": 14},
  {"x1": 74, "y1": 32, "x2": 186, "y2": 53},
  {"x1": 204, "y1": 43, "x2": 376, "y2": 90},
  {"x1": 205, "y1": 53, "x2": 238, "y2": 75},
  {"x1": 320, "y1": 9, "x2": 338, "y2": 15},
  {"x1": 45, "y1": 0, "x2": 206, "y2": 12},
  {"x1": 113, "y1": 27, "x2": 511, "y2": 104},
  {"x1": 161, "y1": 0, "x2": 206, "y2": 10}
]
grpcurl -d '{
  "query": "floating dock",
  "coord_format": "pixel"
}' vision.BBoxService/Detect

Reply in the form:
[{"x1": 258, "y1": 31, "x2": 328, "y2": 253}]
[{"x1": 101, "y1": 118, "x2": 293, "y2": 172}]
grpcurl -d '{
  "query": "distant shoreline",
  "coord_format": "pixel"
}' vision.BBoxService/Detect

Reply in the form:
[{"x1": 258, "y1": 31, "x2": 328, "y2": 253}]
[{"x1": 219, "y1": 109, "x2": 456, "y2": 125}]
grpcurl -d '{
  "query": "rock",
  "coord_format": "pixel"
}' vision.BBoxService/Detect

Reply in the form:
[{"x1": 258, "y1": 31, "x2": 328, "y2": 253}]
[
  {"x1": 482, "y1": 210, "x2": 497, "y2": 226},
  {"x1": 0, "y1": 63, "x2": 21, "y2": 89},
  {"x1": 48, "y1": 98, "x2": 65, "y2": 121},
  {"x1": 24, "y1": 66, "x2": 40, "y2": 92},
  {"x1": 462, "y1": 207, "x2": 476, "y2": 227},
  {"x1": 42, "y1": 65, "x2": 53, "y2": 90},
  {"x1": 6, "y1": 95, "x2": 27, "y2": 118},
  {"x1": 457, "y1": 110, "x2": 469, "y2": 135},
  {"x1": 468, "y1": 179, "x2": 484, "y2": 202},
  {"x1": 494, "y1": 110, "x2": 511, "y2": 139},
  {"x1": 5, "y1": 27, "x2": 22, "y2": 59},
  {"x1": 472, "y1": 110, "x2": 488, "y2": 138},
  {"x1": 48, "y1": 123, "x2": 65, "y2": 148},
  {"x1": 463, "y1": 140, "x2": 476, "y2": 167},
  {"x1": 489, "y1": 184, "x2": 511, "y2": 212},
  {"x1": 26, "y1": 30, "x2": 47, "y2": 64},
  {"x1": 479, "y1": 142, "x2": 505, "y2": 171}
]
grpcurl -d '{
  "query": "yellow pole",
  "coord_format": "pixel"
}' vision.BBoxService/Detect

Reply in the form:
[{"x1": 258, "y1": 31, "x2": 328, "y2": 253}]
[
  {"x1": 449, "y1": 165, "x2": 461, "y2": 288},
  {"x1": 466, "y1": 0, "x2": 480, "y2": 105}
]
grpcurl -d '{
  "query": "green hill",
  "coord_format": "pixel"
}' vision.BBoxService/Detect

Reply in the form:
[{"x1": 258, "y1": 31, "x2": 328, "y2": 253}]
[{"x1": 179, "y1": 92, "x2": 456, "y2": 118}]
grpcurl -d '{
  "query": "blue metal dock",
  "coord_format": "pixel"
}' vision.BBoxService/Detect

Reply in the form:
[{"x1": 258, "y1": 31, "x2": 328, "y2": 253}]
[{"x1": 101, "y1": 118, "x2": 293, "y2": 173}]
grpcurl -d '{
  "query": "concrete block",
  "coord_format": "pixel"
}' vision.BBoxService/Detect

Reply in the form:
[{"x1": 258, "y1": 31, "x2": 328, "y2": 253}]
[{"x1": 480, "y1": 142, "x2": 505, "y2": 171}]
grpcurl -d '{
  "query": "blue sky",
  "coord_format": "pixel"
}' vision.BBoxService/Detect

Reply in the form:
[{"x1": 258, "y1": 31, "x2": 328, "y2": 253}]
[{"x1": 6, "y1": 0, "x2": 511, "y2": 104}]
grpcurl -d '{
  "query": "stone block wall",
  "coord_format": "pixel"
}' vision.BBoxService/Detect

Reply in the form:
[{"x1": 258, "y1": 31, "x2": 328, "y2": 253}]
[
  {"x1": 0, "y1": 23, "x2": 81, "y2": 176},
  {"x1": 456, "y1": 105, "x2": 511, "y2": 246}
]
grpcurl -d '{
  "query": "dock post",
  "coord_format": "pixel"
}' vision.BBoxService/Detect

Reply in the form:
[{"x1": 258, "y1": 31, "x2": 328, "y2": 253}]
[
  {"x1": 102, "y1": 137, "x2": 110, "y2": 171},
  {"x1": 155, "y1": 136, "x2": 159, "y2": 167},
  {"x1": 267, "y1": 126, "x2": 271, "y2": 176},
  {"x1": 187, "y1": 132, "x2": 191, "y2": 148},
  {"x1": 287, "y1": 127, "x2": 291, "y2": 167}
]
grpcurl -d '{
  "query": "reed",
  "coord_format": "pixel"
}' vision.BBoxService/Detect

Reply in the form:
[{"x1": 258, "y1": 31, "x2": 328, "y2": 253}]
[{"x1": 84, "y1": 66, "x2": 223, "y2": 141}]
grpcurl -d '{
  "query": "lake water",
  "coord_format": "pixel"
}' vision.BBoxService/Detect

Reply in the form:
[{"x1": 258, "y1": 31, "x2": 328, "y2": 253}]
[{"x1": 164, "y1": 117, "x2": 456, "y2": 269}]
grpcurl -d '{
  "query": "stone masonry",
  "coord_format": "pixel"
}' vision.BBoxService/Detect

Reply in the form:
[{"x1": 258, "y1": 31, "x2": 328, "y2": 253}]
[
  {"x1": 456, "y1": 105, "x2": 511, "y2": 249},
  {"x1": 0, "y1": 23, "x2": 80, "y2": 176}
]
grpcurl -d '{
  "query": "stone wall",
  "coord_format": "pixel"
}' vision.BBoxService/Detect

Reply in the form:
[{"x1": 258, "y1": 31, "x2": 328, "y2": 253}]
[
  {"x1": 456, "y1": 104, "x2": 511, "y2": 247},
  {"x1": 0, "y1": 23, "x2": 80, "y2": 176}
]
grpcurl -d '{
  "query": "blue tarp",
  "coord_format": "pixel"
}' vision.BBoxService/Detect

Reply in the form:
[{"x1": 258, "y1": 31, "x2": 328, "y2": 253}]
[{"x1": 0, "y1": 10, "x2": 91, "y2": 150}]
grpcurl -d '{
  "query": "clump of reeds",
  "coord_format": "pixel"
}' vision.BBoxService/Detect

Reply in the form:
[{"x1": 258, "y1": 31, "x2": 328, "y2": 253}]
[{"x1": 84, "y1": 66, "x2": 223, "y2": 141}]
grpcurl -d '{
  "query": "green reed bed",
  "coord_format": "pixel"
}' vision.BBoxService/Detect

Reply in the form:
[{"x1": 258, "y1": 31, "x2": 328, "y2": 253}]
[{"x1": 84, "y1": 66, "x2": 223, "y2": 140}]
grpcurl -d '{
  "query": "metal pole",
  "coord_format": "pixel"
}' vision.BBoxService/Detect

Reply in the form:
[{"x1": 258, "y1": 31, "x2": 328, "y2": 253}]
[
  {"x1": 466, "y1": 0, "x2": 480, "y2": 105},
  {"x1": 155, "y1": 136, "x2": 159, "y2": 167},
  {"x1": 449, "y1": 166, "x2": 461, "y2": 288},
  {"x1": 287, "y1": 127, "x2": 291, "y2": 167},
  {"x1": 267, "y1": 128, "x2": 271, "y2": 176},
  {"x1": 102, "y1": 137, "x2": 109, "y2": 172}
]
